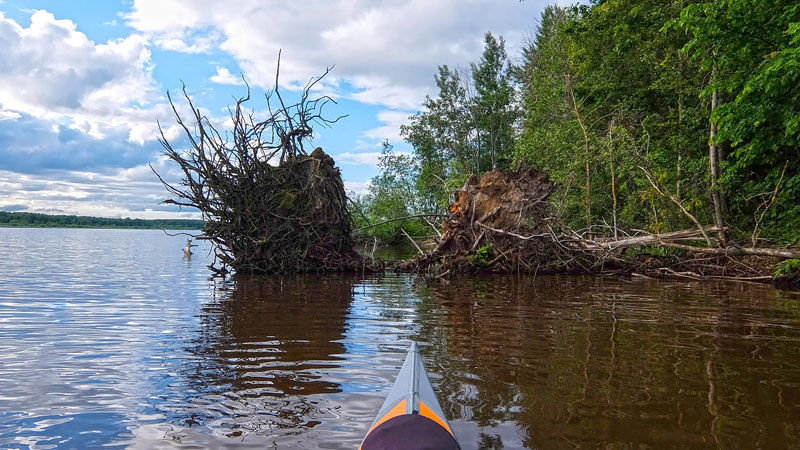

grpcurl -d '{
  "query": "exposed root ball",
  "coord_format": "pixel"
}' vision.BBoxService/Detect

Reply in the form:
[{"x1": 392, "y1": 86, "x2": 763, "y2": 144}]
[
  {"x1": 400, "y1": 169, "x2": 596, "y2": 275},
  {"x1": 439, "y1": 169, "x2": 555, "y2": 254},
  {"x1": 153, "y1": 60, "x2": 368, "y2": 275},
  {"x1": 213, "y1": 148, "x2": 364, "y2": 275},
  {"x1": 398, "y1": 169, "x2": 793, "y2": 283}
]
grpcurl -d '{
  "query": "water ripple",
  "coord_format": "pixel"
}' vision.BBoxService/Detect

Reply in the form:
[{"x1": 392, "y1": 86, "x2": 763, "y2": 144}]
[{"x1": 1, "y1": 229, "x2": 800, "y2": 448}]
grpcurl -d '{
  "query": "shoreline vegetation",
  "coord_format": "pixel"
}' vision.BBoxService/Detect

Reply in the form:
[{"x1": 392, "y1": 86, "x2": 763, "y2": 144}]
[
  {"x1": 0, "y1": 211, "x2": 204, "y2": 230},
  {"x1": 150, "y1": 3, "x2": 798, "y2": 286},
  {"x1": 350, "y1": 2, "x2": 800, "y2": 286}
]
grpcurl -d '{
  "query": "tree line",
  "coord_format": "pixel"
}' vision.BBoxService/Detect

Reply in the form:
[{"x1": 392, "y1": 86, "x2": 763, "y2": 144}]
[
  {"x1": 354, "y1": 0, "x2": 799, "y2": 247},
  {"x1": 0, "y1": 211, "x2": 204, "y2": 230}
]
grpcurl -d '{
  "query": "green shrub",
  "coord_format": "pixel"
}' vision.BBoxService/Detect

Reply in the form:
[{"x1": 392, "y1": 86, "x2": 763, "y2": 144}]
[
  {"x1": 774, "y1": 259, "x2": 800, "y2": 280},
  {"x1": 469, "y1": 243, "x2": 494, "y2": 268}
]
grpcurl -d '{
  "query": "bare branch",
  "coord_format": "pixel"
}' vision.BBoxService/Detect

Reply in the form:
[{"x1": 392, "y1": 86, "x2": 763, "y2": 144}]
[
  {"x1": 638, "y1": 165, "x2": 714, "y2": 247},
  {"x1": 353, "y1": 214, "x2": 447, "y2": 232},
  {"x1": 151, "y1": 54, "x2": 364, "y2": 275}
]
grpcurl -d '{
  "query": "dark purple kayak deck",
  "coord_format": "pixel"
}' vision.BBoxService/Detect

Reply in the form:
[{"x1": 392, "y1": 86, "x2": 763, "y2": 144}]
[{"x1": 361, "y1": 414, "x2": 461, "y2": 450}]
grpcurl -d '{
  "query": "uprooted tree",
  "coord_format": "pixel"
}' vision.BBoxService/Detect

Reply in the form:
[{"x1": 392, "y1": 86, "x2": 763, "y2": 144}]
[
  {"x1": 399, "y1": 168, "x2": 800, "y2": 281},
  {"x1": 153, "y1": 56, "x2": 366, "y2": 275}
]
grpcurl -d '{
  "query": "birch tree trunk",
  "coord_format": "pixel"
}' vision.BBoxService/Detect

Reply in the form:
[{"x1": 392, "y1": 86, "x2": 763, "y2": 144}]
[
  {"x1": 709, "y1": 88, "x2": 727, "y2": 244},
  {"x1": 566, "y1": 74, "x2": 592, "y2": 237}
]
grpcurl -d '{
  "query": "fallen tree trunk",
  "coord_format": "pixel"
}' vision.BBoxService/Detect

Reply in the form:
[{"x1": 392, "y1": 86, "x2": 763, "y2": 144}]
[
  {"x1": 650, "y1": 242, "x2": 800, "y2": 259},
  {"x1": 589, "y1": 228, "x2": 800, "y2": 259},
  {"x1": 592, "y1": 227, "x2": 723, "y2": 250}
]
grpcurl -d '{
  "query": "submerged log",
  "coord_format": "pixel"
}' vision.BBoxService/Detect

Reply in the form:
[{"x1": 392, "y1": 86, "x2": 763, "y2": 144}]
[{"x1": 182, "y1": 238, "x2": 197, "y2": 257}]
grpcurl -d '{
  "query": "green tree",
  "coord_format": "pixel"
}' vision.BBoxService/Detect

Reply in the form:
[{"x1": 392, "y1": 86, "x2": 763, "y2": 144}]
[
  {"x1": 675, "y1": 0, "x2": 800, "y2": 240},
  {"x1": 402, "y1": 33, "x2": 519, "y2": 211},
  {"x1": 471, "y1": 32, "x2": 518, "y2": 170},
  {"x1": 387, "y1": 0, "x2": 798, "y2": 246},
  {"x1": 517, "y1": 1, "x2": 717, "y2": 236},
  {"x1": 356, "y1": 142, "x2": 429, "y2": 240},
  {"x1": 516, "y1": 5, "x2": 601, "y2": 231},
  {"x1": 402, "y1": 65, "x2": 473, "y2": 209}
]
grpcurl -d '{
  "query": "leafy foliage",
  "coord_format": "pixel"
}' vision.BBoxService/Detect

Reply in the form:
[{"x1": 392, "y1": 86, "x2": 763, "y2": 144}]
[
  {"x1": 513, "y1": 0, "x2": 798, "y2": 241},
  {"x1": 775, "y1": 259, "x2": 800, "y2": 279},
  {"x1": 359, "y1": 1, "x2": 798, "y2": 245},
  {"x1": 359, "y1": 34, "x2": 520, "y2": 239},
  {"x1": 469, "y1": 243, "x2": 495, "y2": 268},
  {"x1": 352, "y1": 142, "x2": 430, "y2": 241},
  {"x1": 674, "y1": 1, "x2": 800, "y2": 239}
]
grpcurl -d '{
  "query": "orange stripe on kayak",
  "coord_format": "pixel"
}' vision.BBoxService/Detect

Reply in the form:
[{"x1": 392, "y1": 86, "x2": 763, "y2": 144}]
[
  {"x1": 359, "y1": 400, "x2": 407, "y2": 450},
  {"x1": 419, "y1": 401, "x2": 453, "y2": 436}
]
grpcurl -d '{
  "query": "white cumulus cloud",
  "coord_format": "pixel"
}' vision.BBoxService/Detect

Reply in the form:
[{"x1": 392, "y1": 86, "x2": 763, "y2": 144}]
[
  {"x1": 0, "y1": 160, "x2": 201, "y2": 219},
  {"x1": 363, "y1": 110, "x2": 412, "y2": 143},
  {"x1": 0, "y1": 110, "x2": 20, "y2": 121},
  {"x1": 344, "y1": 180, "x2": 370, "y2": 197},
  {"x1": 336, "y1": 150, "x2": 411, "y2": 168},
  {"x1": 210, "y1": 66, "x2": 244, "y2": 85},
  {"x1": 125, "y1": 0, "x2": 546, "y2": 111},
  {"x1": 0, "y1": 10, "x2": 166, "y2": 144}
]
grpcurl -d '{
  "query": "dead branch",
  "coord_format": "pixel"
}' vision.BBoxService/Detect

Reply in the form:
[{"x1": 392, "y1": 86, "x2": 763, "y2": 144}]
[
  {"x1": 401, "y1": 228, "x2": 425, "y2": 256},
  {"x1": 638, "y1": 165, "x2": 714, "y2": 247},
  {"x1": 594, "y1": 226, "x2": 723, "y2": 251},
  {"x1": 566, "y1": 74, "x2": 592, "y2": 235},
  {"x1": 652, "y1": 241, "x2": 800, "y2": 259},
  {"x1": 752, "y1": 161, "x2": 788, "y2": 247},
  {"x1": 423, "y1": 216, "x2": 443, "y2": 238},
  {"x1": 476, "y1": 221, "x2": 550, "y2": 240},
  {"x1": 353, "y1": 214, "x2": 446, "y2": 232}
]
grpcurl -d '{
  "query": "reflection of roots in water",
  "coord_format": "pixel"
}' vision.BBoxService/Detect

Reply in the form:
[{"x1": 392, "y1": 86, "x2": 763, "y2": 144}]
[
  {"x1": 142, "y1": 274, "x2": 800, "y2": 448},
  {"x1": 163, "y1": 275, "x2": 358, "y2": 438},
  {"x1": 411, "y1": 275, "x2": 800, "y2": 449}
]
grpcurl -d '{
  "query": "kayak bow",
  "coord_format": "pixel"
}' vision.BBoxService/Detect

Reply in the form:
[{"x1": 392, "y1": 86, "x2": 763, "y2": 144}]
[{"x1": 360, "y1": 342, "x2": 460, "y2": 450}]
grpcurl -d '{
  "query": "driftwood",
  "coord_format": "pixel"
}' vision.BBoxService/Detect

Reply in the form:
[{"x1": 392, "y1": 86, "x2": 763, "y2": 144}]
[
  {"x1": 182, "y1": 238, "x2": 197, "y2": 257},
  {"x1": 401, "y1": 228, "x2": 425, "y2": 255},
  {"x1": 591, "y1": 227, "x2": 723, "y2": 250},
  {"x1": 586, "y1": 227, "x2": 800, "y2": 259},
  {"x1": 638, "y1": 165, "x2": 713, "y2": 247},
  {"x1": 644, "y1": 242, "x2": 800, "y2": 259}
]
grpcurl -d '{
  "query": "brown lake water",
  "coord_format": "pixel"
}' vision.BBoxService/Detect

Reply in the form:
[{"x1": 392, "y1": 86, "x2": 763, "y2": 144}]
[{"x1": 1, "y1": 228, "x2": 799, "y2": 449}]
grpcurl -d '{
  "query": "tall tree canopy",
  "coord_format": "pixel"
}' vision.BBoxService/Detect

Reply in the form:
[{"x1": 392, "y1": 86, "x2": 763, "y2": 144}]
[{"x1": 359, "y1": 0, "x2": 799, "y2": 246}]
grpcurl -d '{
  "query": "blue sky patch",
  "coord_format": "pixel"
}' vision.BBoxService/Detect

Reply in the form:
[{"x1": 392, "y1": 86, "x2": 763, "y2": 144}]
[{"x1": 0, "y1": 0, "x2": 550, "y2": 218}]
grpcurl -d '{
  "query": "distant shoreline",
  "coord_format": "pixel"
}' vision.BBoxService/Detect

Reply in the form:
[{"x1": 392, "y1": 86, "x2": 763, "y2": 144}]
[
  {"x1": 0, "y1": 211, "x2": 204, "y2": 230},
  {"x1": 0, "y1": 224, "x2": 202, "y2": 230}
]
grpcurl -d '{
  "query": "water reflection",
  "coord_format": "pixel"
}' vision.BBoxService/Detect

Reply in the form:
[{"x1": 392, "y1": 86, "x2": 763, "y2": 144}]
[
  {"x1": 413, "y1": 276, "x2": 800, "y2": 449},
  {"x1": 2, "y1": 229, "x2": 800, "y2": 449},
  {"x1": 127, "y1": 273, "x2": 429, "y2": 449},
  {"x1": 147, "y1": 275, "x2": 358, "y2": 443}
]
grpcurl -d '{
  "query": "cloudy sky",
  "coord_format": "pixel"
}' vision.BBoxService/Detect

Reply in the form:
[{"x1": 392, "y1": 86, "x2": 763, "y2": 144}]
[{"x1": 0, "y1": 0, "x2": 554, "y2": 219}]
